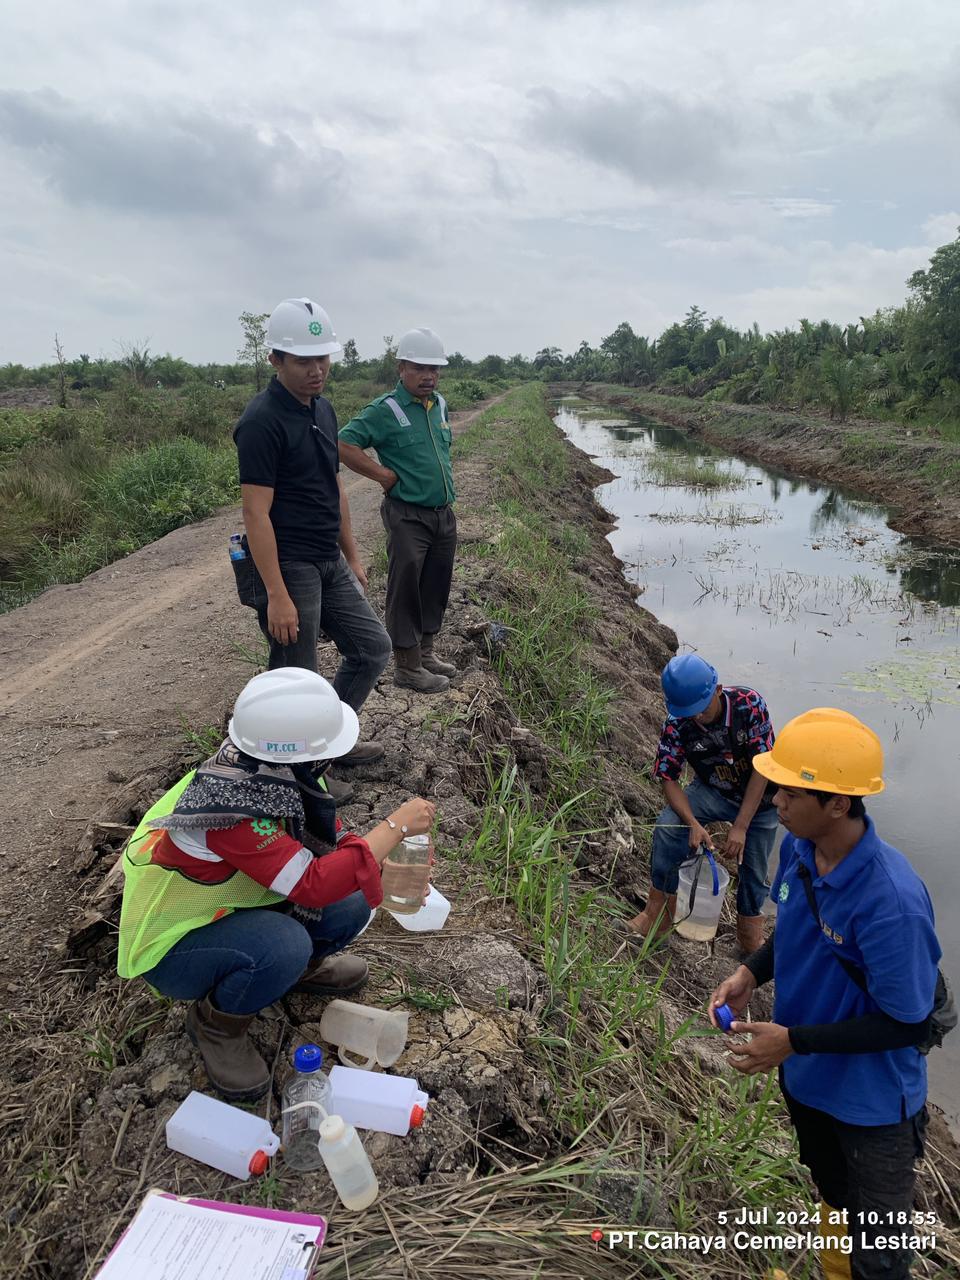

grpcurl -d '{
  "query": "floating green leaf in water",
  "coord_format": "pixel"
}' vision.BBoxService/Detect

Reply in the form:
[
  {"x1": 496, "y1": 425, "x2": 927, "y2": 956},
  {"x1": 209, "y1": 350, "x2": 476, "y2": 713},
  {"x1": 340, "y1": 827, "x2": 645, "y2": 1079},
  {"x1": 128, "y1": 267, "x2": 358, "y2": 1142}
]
[{"x1": 842, "y1": 648, "x2": 960, "y2": 708}]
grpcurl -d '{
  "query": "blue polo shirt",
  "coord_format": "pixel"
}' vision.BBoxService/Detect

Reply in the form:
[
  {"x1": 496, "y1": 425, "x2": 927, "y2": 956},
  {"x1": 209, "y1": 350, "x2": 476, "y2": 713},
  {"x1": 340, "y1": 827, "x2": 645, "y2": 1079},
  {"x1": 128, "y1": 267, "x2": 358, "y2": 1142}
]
[{"x1": 771, "y1": 817, "x2": 939, "y2": 1125}]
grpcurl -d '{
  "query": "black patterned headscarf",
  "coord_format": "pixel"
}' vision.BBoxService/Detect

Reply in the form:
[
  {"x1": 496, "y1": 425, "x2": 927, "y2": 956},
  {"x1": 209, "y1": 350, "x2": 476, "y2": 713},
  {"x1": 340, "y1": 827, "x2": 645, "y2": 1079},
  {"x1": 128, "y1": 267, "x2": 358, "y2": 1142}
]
[{"x1": 149, "y1": 739, "x2": 337, "y2": 847}]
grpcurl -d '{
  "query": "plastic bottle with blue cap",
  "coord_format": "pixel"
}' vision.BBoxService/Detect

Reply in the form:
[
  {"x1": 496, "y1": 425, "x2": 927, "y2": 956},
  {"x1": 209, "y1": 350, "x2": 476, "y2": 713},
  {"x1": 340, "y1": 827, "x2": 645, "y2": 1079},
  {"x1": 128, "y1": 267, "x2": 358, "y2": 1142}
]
[{"x1": 281, "y1": 1043, "x2": 331, "y2": 1171}]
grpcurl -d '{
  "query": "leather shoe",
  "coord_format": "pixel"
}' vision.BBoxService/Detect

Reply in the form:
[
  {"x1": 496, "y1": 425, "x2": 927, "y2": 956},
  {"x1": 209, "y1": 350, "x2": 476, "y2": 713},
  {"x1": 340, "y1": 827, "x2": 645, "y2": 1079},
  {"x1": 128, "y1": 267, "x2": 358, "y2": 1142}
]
[
  {"x1": 291, "y1": 953, "x2": 369, "y2": 996},
  {"x1": 335, "y1": 740, "x2": 385, "y2": 766},
  {"x1": 323, "y1": 775, "x2": 355, "y2": 804}
]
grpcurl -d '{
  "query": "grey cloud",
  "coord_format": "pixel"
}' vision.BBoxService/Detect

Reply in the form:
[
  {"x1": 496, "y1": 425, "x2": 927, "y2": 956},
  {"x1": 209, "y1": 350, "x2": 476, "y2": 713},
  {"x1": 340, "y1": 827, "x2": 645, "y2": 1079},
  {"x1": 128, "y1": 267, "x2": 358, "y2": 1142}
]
[
  {"x1": 0, "y1": 89, "x2": 344, "y2": 219},
  {"x1": 527, "y1": 84, "x2": 737, "y2": 187}
]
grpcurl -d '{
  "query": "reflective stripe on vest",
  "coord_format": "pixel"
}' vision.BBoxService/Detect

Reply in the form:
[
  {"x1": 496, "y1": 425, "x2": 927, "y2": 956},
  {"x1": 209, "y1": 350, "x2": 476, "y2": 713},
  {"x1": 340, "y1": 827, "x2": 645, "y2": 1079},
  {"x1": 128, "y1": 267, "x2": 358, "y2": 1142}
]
[{"x1": 384, "y1": 397, "x2": 411, "y2": 427}]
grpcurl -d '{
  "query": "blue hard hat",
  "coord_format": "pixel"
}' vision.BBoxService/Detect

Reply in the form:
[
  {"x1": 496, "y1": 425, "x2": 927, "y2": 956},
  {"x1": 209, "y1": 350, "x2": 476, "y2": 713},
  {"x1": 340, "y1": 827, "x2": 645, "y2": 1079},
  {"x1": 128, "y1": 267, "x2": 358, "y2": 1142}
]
[{"x1": 661, "y1": 655, "x2": 719, "y2": 718}]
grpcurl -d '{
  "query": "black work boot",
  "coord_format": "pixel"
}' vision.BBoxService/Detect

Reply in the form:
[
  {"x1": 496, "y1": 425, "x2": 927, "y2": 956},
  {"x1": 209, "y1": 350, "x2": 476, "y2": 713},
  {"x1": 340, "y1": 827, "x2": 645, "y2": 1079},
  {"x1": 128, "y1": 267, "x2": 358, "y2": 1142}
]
[
  {"x1": 393, "y1": 645, "x2": 449, "y2": 693},
  {"x1": 420, "y1": 634, "x2": 457, "y2": 677},
  {"x1": 185, "y1": 995, "x2": 270, "y2": 1101}
]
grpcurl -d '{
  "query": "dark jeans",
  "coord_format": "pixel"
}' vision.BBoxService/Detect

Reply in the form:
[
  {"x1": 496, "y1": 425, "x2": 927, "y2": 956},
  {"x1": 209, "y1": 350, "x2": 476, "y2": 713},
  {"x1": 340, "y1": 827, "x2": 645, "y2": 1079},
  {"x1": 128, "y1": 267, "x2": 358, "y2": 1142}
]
[
  {"x1": 246, "y1": 554, "x2": 391, "y2": 712},
  {"x1": 380, "y1": 497, "x2": 457, "y2": 650},
  {"x1": 650, "y1": 778, "x2": 778, "y2": 916},
  {"x1": 142, "y1": 892, "x2": 372, "y2": 1015},
  {"x1": 783, "y1": 1082, "x2": 928, "y2": 1280}
]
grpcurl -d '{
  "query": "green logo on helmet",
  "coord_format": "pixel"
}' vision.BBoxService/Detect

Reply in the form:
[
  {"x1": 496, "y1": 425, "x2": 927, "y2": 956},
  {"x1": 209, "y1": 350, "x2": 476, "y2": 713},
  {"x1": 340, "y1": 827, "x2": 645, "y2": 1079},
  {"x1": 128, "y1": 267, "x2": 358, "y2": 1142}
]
[
  {"x1": 308, "y1": 321, "x2": 323, "y2": 336},
  {"x1": 251, "y1": 818, "x2": 279, "y2": 837}
]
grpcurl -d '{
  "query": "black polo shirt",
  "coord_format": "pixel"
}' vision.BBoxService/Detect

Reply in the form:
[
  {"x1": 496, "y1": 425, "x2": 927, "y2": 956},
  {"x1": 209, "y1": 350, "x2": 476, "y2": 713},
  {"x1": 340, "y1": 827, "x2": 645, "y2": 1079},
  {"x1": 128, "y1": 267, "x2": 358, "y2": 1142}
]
[{"x1": 233, "y1": 377, "x2": 341, "y2": 562}]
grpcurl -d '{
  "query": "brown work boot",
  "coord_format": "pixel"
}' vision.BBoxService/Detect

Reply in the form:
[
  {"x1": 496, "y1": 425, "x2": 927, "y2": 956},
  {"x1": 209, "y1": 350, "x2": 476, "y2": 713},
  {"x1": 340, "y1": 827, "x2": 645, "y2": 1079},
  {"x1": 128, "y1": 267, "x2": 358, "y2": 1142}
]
[
  {"x1": 393, "y1": 645, "x2": 449, "y2": 693},
  {"x1": 335, "y1": 740, "x2": 385, "y2": 766},
  {"x1": 736, "y1": 914, "x2": 766, "y2": 958},
  {"x1": 323, "y1": 774, "x2": 355, "y2": 804},
  {"x1": 185, "y1": 995, "x2": 270, "y2": 1102},
  {"x1": 291, "y1": 953, "x2": 370, "y2": 996},
  {"x1": 421, "y1": 634, "x2": 457, "y2": 677},
  {"x1": 625, "y1": 889, "x2": 677, "y2": 945}
]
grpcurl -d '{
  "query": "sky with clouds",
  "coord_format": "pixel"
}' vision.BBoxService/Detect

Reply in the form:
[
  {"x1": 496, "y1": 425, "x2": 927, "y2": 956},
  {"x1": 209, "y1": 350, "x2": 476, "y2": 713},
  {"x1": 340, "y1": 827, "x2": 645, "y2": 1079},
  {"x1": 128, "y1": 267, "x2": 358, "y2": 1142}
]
[{"x1": 1, "y1": 0, "x2": 958, "y2": 365}]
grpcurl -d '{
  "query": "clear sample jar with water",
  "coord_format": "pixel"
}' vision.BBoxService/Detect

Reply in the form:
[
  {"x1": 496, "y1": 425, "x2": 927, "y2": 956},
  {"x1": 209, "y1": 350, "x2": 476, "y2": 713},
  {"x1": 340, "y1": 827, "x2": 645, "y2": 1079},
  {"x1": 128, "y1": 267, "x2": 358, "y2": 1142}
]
[
  {"x1": 281, "y1": 1043, "x2": 331, "y2": 1172},
  {"x1": 379, "y1": 833, "x2": 431, "y2": 915},
  {"x1": 317, "y1": 1115, "x2": 379, "y2": 1210}
]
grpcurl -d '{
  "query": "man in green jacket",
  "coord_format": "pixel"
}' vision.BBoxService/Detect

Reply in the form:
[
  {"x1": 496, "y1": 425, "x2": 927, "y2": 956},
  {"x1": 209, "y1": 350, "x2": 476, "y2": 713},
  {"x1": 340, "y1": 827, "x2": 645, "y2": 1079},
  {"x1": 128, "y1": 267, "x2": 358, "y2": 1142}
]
[{"x1": 339, "y1": 328, "x2": 457, "y2": 693}]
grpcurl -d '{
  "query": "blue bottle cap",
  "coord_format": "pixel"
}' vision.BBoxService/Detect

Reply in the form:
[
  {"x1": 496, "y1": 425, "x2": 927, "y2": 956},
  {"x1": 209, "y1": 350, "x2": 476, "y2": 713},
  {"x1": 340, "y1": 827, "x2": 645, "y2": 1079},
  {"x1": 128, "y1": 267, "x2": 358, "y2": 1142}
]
[
  {"x1": 713, "y1": 1003, "x2": 735, "y2": 1033},
  {"x1": 294, "y1": 1043, "x2": 324, "y2": 1073}
]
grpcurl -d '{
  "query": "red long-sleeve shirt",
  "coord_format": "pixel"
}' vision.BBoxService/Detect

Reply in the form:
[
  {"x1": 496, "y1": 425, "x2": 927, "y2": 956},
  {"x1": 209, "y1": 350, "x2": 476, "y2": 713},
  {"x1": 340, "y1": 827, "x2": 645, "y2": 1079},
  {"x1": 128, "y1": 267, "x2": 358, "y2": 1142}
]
[{"x1": 147, "y1": 815, "x2": 384, "y2": 908}]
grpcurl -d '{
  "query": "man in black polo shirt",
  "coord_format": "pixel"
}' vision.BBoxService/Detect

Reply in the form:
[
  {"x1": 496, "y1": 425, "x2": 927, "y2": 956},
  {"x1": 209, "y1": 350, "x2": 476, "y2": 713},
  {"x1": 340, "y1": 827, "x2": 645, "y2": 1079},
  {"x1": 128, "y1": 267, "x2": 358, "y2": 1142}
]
[{"x1": 232, "y1": 298, "x2": 392, "y2": 777}]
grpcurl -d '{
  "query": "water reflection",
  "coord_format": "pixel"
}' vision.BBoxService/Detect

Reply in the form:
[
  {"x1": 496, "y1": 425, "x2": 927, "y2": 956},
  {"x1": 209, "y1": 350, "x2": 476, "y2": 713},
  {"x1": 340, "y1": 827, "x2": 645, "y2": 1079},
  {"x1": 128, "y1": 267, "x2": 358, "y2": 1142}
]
[
  {"x1": 810, "y1": 490, "x2": 871, "y2": 532},
  {"x1": 571, "y1": 404, "x2": 960, "y2": 610},
  {"x1": 553, "y1": 395, "x2": 960, "y2": 1122},
  {"x1": 901, "y1": 558, "x2": 960, "y2": 608}
]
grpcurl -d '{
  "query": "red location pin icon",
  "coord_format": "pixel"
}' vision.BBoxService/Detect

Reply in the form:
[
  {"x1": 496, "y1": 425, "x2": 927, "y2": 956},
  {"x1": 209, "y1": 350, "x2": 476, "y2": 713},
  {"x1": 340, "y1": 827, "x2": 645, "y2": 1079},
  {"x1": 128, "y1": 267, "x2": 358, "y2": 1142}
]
[{"x1": 591, "y1": 1229, "x2": 603, "y2": 1246}]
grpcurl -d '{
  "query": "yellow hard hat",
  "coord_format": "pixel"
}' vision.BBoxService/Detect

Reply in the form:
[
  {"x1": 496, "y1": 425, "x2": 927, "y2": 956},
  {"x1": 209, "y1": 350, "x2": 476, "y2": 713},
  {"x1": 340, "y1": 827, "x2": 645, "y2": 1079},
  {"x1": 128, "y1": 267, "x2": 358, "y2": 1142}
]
[{"x1": 753, "y1": 708, "x2": 884, "y2": 796}]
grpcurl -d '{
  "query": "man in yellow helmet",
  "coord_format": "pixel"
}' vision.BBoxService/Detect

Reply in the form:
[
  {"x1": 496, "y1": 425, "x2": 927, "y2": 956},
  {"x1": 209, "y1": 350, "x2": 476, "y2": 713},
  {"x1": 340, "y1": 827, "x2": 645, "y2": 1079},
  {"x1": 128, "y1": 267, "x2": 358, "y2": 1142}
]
[{"x1": 710, "y1": 709, "x2": 940, "y2": 1280}]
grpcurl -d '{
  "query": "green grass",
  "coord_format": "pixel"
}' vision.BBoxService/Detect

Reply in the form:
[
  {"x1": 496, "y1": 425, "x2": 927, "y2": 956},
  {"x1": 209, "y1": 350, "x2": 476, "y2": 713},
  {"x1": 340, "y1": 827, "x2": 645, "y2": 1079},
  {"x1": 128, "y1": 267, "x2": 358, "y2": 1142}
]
[
  {"x1": 451, "y1": 384, "x2": 816, "y2": 1256},
  {"x1": 0, "y1": 374, "x2": 504, "y2": 614},
  {"x1": 640, "y1": 451, "x2": 745, "y2": 490},
  {"x1": 179, "y1": 716, "x2": 225, "y2": 764}
]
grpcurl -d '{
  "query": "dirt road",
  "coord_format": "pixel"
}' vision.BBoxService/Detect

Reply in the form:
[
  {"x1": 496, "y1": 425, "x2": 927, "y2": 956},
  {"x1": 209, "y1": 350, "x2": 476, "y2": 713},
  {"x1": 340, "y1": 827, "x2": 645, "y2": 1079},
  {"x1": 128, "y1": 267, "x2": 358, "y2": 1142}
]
[{"x1": 0, "y1": 396, "x2": 500, "y2": 991}]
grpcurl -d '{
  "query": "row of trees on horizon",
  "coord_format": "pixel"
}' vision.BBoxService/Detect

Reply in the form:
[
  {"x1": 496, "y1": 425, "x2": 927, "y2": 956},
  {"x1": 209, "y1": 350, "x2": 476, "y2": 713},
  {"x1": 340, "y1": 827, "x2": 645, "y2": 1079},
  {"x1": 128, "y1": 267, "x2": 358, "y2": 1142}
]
[{"x1": 3, "y1": 229, "x2": 958, "y2": 428}]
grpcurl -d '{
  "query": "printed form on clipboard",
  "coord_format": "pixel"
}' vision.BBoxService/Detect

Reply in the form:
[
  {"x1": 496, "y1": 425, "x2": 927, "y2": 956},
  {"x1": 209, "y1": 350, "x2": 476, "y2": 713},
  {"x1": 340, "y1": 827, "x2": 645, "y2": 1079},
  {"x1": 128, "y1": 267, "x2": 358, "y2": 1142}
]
[{"x1": 93, "y1": 1190, "x2": 326, "y2": 1280}]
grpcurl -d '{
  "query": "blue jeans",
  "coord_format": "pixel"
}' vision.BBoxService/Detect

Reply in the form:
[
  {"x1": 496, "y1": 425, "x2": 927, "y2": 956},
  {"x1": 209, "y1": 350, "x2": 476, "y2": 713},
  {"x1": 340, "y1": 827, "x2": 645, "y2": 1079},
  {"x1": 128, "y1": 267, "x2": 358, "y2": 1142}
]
[
  {"x1": 142, "y1": 892, "x2": 372, "y2": 1015},
  {"x1": 252, "y1": 555, "x2": 392, "y2": 712},
  {"x1": 650, "y1": 778, "x2": 778, "y2": 916}
]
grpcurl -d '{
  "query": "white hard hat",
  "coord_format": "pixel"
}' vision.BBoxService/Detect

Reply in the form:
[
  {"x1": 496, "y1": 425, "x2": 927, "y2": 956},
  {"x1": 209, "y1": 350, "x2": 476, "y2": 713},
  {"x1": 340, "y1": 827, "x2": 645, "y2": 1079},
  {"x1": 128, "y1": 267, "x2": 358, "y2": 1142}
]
[
  {"x1": 396, "y1": 327, "x2": 448, "y2": 366},
  {"x1": 228, "y1": 668, "x2": 359, "y2": 763},
  {"x1": 267, "y1": 298, "x2": 343, "y2": 359}
]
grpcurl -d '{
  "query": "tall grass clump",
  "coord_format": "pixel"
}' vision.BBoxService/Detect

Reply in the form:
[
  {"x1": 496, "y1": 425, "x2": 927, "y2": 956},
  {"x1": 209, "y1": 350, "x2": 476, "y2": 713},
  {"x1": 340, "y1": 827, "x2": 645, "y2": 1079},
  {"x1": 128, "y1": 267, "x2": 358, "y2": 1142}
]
[
  {"x1": 95, "y1": 438, "x2": 237, "y2": 546},
  {"x1": 451, "y1": 385, "x2": 824, "y2": 1263}
]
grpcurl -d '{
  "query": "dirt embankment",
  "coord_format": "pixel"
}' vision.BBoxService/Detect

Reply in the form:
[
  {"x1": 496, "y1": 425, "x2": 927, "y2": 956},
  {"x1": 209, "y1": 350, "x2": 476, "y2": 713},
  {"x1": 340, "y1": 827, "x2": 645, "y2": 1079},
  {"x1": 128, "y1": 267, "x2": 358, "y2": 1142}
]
[
  {"x1": 2, "y1": 389, "x2": 958, "y2": 1278},
  {"x1": 582, "y1": 384, "x2": 960, "y2": 549}
]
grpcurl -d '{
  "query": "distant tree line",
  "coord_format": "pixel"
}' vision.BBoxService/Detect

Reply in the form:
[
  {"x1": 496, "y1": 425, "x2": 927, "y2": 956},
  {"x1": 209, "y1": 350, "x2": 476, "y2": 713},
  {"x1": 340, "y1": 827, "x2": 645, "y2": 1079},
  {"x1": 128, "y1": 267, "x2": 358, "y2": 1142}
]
[
  {"x1": 532, "y1": 228, "x2": 960, "y2": 426},
  {"x1": 3, "y1": 228, "x2": 957, "y2": 426}
]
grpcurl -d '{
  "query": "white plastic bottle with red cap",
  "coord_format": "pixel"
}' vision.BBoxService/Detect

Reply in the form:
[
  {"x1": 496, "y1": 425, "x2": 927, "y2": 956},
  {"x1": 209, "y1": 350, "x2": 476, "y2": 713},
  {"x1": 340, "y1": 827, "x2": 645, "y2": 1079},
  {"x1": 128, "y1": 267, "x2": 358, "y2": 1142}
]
[
  {"x1": 165, "y1": 1091, "x2": 279, "y2": 1180},
  {"x1": 327, "y1": 1065, "x2": 429, "y2": 1136}
]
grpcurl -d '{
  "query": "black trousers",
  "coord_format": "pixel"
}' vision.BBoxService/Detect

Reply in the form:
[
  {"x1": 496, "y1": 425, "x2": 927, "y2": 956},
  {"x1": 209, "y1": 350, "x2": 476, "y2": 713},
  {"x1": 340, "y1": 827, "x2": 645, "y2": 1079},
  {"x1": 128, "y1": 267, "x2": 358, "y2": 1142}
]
[
  {"x1": 782, "y1": 1081, "x2": 928, "y2": 1280},
  {"x1": 380, "y1": 497, "x2": 457, "y2": 650}
]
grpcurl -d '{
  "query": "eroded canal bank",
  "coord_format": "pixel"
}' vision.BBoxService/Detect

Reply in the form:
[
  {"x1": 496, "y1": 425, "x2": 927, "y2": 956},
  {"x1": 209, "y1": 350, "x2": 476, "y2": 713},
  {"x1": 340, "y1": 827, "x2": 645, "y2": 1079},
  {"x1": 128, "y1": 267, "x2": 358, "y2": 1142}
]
[
  {"x1": 3, "y1": 385, "x2": 959, "y2": 1278},
  {"x1": 582, "y1": 384, "x2": 960, "y2": 550},
  {"x1": 552, "y1": 390, "x2": 960, "y2": 1128}
]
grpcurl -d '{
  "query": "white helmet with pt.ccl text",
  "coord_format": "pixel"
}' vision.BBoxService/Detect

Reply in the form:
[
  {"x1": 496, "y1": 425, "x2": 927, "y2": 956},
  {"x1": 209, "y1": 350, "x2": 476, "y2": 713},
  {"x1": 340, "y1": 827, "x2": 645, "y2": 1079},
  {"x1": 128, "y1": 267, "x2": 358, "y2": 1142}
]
[
  {"x1": 228, "y1": 668, "x2": 359, "y2": 763},
  {"x1": 267, "y1": 298, "x2": 343, "y2": 359},
  {"x1": 397, "y1": 327, "x2": 448, "y2": 366}
]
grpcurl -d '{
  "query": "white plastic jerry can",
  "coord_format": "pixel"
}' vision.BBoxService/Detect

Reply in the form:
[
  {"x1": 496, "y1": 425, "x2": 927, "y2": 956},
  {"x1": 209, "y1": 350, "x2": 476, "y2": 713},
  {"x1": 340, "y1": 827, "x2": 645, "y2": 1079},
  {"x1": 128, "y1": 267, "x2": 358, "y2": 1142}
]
[
  {"x1": 327, "y1": 1065, "x2": 429, "y2": 1137},
  {"x1": 165, "y1": 1091, "x2": 280, "y2": 1180}
]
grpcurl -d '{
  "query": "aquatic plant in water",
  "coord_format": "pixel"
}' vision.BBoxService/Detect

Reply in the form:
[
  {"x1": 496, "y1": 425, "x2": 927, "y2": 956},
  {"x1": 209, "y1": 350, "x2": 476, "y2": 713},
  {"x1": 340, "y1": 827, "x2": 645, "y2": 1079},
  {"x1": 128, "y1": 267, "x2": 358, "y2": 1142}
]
[{"x1": 842, "y1": 648, "x2": 960, "y2": 708}]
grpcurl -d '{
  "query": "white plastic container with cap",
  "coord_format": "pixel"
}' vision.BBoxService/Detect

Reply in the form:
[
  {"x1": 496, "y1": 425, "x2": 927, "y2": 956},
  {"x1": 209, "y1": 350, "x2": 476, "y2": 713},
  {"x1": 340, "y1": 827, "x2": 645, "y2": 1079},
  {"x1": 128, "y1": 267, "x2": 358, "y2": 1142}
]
[
  {"x1": 317, "y1": 1115, "x2": 379, "y2": 1210},
  {"x1": 165, "y1": 1091, "x2": 279, "y2": 1180},
  {"x1": 328, "y1": 1065, "x2": 429, "y2": 1137}
]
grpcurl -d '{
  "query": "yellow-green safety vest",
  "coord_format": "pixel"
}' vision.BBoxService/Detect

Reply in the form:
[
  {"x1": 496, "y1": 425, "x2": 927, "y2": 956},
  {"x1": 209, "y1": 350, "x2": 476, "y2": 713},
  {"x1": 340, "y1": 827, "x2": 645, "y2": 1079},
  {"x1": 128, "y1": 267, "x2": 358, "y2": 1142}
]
[{"x1": 116, "y1": 770, "x2": 284, "y2": 979}]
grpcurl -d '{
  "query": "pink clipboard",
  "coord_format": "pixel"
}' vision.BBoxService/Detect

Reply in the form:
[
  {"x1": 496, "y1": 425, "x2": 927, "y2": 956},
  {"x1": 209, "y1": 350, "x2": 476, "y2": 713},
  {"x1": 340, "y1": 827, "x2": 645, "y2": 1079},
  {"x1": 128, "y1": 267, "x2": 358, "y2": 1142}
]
[{"x1": 96, "y1": 1189, "x2": 327, "y2": 1278}]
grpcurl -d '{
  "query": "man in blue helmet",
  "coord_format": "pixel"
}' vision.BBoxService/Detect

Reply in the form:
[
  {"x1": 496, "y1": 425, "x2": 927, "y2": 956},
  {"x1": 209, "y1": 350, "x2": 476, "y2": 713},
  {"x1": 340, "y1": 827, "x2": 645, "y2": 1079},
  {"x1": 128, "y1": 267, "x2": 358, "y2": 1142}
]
[{"x1": 626, "y1": 654, "x2": 779, "y2": 956}]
